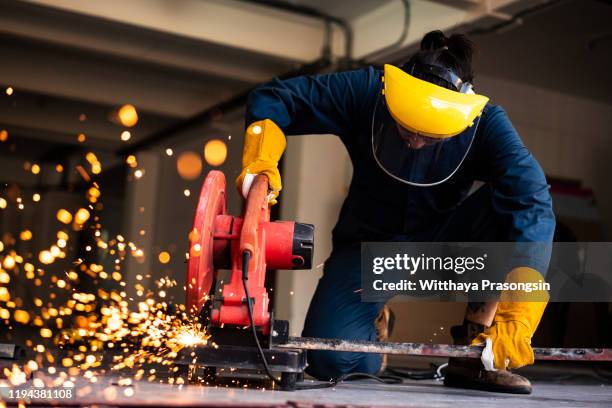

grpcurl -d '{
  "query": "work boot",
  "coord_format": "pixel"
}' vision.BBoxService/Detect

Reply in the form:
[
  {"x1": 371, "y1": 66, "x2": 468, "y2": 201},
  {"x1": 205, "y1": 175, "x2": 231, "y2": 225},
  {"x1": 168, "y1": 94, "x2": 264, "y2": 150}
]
[
  {"x1": 374, "y1": 305, "x2": 395, "y2": 374},
  {"x1": 443, "y1": 321, "x2": 532, "y2": 394}
]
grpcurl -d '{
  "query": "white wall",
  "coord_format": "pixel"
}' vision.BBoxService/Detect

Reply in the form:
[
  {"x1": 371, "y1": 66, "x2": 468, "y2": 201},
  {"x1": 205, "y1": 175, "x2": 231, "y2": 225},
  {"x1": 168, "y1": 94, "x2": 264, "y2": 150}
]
[
  {"x1": 477, "y1": 74, "x2": 612, "y2": 238},
  {"x1": 277, "y1": 134, "x2": 352, "y2": 336}
]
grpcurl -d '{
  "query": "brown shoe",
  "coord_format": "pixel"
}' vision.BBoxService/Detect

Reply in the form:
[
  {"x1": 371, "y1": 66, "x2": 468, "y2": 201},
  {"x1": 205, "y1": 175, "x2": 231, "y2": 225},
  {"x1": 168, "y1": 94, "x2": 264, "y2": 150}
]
[
  {"x1": 444, "y1": 357, "x2": 532, "y2": 394},
  {"x1": 374, "y1": 305, "x2": 395, "y2": 374},
  {"x1": 443, "y1": 321, "x2": 532, "y2": 394}
]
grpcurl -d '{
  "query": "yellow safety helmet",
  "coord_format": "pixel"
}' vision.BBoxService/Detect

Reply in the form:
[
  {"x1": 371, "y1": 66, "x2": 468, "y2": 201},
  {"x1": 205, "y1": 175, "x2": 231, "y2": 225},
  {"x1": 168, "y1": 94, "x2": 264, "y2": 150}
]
[
  {"x1": 383, "y1": 64, "x2": 488, "y2": 138},
  {"x1": 372, "y1": 64, "x2": 489, "y2": 186}
]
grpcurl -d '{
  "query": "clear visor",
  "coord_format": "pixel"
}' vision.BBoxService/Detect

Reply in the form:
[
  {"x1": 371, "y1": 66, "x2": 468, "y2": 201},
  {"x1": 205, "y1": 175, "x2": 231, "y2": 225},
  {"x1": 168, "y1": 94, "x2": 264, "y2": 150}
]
[{"x1": 371, "y1": 94, "x2": 480, "y2": 187}]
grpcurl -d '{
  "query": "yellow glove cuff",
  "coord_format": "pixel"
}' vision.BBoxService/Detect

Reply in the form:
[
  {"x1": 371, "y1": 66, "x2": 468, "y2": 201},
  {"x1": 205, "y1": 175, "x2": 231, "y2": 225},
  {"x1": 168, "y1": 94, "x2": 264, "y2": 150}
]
[
  {"x1": 236, "y1": 119, "x2": 286, "y2": 204},
  {"x1": 242, "y1": 119, "x2": 286, "y2": 167},
  {"x1": 496, "y1": 267, "x2": 549, "y2": 333},
  {"x1": 472, "y1": 267, "x2": 549, "y2": 370}
]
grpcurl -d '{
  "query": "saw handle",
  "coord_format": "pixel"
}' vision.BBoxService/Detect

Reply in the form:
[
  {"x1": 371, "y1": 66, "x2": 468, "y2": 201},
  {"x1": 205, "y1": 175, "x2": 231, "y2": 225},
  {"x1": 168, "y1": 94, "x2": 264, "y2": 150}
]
[{"x1": 240, "y1": 174, "x2": 270, "y2": 256}]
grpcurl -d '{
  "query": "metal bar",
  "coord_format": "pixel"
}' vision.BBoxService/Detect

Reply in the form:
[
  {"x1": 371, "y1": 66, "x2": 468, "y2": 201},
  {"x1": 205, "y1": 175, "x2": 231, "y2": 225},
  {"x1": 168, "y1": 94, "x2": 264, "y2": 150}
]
[{"x1": 276, "y1": 337, "x2": 612, "y2": 361}]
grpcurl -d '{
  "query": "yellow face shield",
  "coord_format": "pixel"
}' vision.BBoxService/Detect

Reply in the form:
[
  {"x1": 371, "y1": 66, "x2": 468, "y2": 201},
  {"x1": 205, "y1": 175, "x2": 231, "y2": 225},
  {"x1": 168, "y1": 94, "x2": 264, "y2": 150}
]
[
  {"x1": 383, "y1": 64, "x2": 489, "y2": 138},
  {"x1": 371, "y1": 64, "x2": 490, "y2": 187}
]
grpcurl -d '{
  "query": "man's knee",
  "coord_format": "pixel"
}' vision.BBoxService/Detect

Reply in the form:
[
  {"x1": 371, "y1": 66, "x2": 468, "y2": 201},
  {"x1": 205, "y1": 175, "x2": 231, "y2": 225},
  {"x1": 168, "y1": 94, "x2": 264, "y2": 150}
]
[{"x1": 305, "y1": 350, "x2": 381, "y2": 380}]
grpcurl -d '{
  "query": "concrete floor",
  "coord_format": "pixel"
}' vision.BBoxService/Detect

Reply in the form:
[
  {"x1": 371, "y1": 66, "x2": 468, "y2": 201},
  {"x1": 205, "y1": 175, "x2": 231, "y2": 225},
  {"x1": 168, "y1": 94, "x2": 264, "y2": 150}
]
[{"x1": 6, "y1": 375, "x2": 611, "y2": 407}]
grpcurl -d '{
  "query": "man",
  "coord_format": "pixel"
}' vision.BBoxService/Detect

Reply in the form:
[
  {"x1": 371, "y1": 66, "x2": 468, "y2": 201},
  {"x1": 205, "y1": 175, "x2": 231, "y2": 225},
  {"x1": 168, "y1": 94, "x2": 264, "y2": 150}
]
[{"x1": 237, "y1": 31, "x2": 554, "y2": 394}]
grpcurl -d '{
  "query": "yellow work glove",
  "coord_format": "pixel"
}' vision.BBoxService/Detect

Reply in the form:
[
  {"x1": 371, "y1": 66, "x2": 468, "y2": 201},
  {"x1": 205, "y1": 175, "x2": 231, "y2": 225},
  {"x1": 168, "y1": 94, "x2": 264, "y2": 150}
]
[
  {"x1": 472, "y1": 267, "x2": 549, "y2": 370},
  {"x1": 236, "y1": 119, "x2": 286, "y2": 205}
]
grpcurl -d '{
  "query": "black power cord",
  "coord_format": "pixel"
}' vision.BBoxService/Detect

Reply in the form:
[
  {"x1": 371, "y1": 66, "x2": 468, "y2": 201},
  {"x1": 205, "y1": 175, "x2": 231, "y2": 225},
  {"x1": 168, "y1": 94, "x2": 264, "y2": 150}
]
[
  {"x1": 241, "y1": 249, "x2": 442, "y2": 390},
  {"x1": 386, "y1": 364, "x2": 446, "y2": 380},
  {"x1": 295, "y1": 372, "x2": 404, "y2": 390},
  {"x1": 241, "y1": 250, "x2": 280, "y2": 386},
  {"x1": 293, "y1": 365, "x2": 444, "y2": 390}
]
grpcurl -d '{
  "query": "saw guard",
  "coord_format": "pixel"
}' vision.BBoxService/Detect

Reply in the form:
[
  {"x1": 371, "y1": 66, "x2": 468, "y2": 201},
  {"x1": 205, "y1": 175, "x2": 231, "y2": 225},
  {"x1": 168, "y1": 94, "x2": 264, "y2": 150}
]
[
  {"x1": 186, "y1": 171, "x2": 312, "y2": 335},
  {"x1": 186, "y1": 170, "x2": 226, "y2": 316}
]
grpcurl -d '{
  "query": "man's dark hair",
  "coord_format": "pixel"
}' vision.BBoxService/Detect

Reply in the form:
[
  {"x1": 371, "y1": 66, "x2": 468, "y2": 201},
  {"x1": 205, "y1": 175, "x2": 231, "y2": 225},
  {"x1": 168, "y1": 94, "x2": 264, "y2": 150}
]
[{"x1": 403, "y1": 30, "x2": 475, "y2": 90}]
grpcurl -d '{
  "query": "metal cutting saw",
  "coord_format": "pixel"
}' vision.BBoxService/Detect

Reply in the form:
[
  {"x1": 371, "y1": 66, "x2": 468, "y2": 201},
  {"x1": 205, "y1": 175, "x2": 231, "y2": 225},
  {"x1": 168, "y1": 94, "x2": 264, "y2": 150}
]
[{"x1": 181, "y1": 170, "x2": 314, "y2": 390}]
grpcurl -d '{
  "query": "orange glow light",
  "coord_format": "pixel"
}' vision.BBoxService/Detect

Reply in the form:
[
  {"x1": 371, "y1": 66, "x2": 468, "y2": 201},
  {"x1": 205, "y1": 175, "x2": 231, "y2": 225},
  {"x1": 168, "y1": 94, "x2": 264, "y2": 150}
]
[
  {"x1": 204, "y1": 139, "x2": 227, "y2": 166},
  {"x1": 176, "y1": 152, "x2": 202, "y2": 180}
]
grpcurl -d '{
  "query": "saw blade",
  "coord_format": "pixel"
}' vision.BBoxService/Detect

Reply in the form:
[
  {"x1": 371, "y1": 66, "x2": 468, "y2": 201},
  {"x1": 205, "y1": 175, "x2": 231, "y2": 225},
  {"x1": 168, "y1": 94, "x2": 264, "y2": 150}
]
[{"x1": 186, "y1": 170, "x2": 227, "y2": 317}]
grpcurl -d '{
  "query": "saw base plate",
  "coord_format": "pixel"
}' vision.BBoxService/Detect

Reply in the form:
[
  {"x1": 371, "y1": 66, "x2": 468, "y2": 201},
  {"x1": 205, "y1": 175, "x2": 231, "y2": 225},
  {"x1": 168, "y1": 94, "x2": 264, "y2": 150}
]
[
  {"x1": 176, "y1": 345, "x2": 306, "y2": 391},
  {"x1": 176, "y1": 318, "x2": 306, "y2": 391}
]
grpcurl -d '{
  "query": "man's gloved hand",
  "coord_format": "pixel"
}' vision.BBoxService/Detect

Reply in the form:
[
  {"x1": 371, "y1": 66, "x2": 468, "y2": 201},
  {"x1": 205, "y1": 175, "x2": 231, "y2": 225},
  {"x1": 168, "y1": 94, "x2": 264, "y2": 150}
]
[
  {"x1": 236, "y1": 119, "x2": 286, "y2": 205},
  {"x1": 472, "y1": 267, "x2": 549, "y2": 370}
]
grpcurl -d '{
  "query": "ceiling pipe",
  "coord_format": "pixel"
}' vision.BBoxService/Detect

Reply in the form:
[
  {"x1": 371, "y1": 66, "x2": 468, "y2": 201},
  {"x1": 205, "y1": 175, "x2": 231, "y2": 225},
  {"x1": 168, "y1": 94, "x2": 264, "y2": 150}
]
[
  {"x1": 235, "y1": 0, "x2": 353, "y2": 67},
  {"x1": 356, "y1": 0, "x2": 411, "y2": 65}
]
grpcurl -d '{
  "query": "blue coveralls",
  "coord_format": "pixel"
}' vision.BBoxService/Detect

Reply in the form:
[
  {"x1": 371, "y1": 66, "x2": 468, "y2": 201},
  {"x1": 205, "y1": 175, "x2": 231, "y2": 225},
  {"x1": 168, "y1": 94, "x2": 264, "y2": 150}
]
[{"x1": 246, "y1": 67, "x2": 556, "y2": 380}]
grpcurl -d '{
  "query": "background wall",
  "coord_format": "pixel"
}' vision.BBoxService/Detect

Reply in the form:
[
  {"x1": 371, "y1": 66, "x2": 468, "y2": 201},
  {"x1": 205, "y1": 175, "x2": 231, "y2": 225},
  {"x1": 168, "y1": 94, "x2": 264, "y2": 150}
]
[
  {"x1": 277, "y1": 135, "x2": 352, "y2": 336},
  {"x1": 478, "y1": 74, "x2": 612, "y2": 236}
]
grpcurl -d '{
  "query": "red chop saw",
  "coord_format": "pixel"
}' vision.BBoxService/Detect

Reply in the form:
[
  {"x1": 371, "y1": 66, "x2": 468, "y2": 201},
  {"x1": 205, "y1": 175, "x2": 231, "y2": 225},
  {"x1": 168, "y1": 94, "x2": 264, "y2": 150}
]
[{"x1": 182, "y1": 170, "x2": 313, "y2": 389}]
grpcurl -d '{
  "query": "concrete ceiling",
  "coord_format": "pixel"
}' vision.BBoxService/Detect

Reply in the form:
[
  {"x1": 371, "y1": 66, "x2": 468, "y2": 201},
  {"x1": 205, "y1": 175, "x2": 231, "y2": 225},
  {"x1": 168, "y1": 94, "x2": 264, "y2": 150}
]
[
  {"x1": 0, "y1": 0, "x2": 541, "y2": 168},
  {"x1": 473, "y1": 0, "x2": 612, "y2": 104},
  {"x1": 0, "y1": 0, "x2": 298, "y2": 155}
]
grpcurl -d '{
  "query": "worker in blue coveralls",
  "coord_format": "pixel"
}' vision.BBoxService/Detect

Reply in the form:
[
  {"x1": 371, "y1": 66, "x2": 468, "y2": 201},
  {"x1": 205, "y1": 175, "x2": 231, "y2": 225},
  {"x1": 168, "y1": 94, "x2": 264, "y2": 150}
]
[{"x1": 237, "y1": 30, "x2": 555, "y2": 394}]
